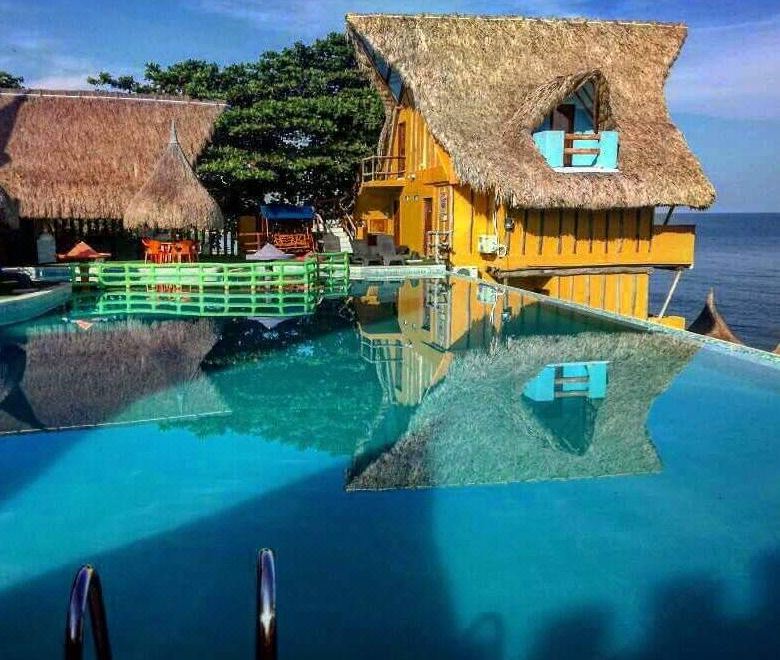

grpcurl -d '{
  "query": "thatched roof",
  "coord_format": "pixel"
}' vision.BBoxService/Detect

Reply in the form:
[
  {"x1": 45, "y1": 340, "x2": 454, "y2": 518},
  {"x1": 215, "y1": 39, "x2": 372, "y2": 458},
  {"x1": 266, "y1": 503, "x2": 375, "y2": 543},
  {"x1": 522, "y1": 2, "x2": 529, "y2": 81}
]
[
  {"x1": 347, "y1": 331, "x2": 697, "y2": 490},
  {"x1": 0, "y1": 319, "x2": 227, "y2": 434},
  {"x1": 346, "y1": 14, "x2": 715, "y2": 209},
  {"x1": 124, "y1": 121, "x2": 224, "y2": 230},
  {"x1": 0, "y1": 89, "x2": 225, "y2": 220}
]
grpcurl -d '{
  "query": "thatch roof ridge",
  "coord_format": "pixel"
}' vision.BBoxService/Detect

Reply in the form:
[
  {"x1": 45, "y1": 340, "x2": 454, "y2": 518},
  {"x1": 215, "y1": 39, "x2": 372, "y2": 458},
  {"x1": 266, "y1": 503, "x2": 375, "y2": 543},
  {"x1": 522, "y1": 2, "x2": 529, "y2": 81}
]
[
  {"x1": 0, "y1": 90, "x2": 224, "y2": 220},
  {"x1": 0, "y1": 87, "x2": 227, "y2": 107},
  {"x1": 123, "y1": 120, "x2": 224, "y2": 230},
  {"x1": 347, "y1": 13, "x2": 715, "y2": 210},
  {"x1": 346, "y1": 12, "x2": 687, "y2": 29}
]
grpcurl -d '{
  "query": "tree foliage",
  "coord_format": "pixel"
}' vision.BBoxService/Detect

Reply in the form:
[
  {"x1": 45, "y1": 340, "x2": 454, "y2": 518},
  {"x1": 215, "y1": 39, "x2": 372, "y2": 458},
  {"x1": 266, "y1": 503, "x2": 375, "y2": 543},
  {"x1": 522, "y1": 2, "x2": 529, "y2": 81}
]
[
  {"x1": 89, "y1": 34, "x2": 384, "y2": 214},
  {"x1": 0, "y1": 71, "x2": 24, "y2": 88}
]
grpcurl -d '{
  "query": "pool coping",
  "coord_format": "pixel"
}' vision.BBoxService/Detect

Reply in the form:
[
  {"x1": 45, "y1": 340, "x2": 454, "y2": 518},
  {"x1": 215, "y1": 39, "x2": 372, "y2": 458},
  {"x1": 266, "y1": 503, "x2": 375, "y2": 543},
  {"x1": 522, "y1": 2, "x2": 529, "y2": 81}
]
[{"x1": 449, "y1": 274, "x2": 780, "y2": 369}]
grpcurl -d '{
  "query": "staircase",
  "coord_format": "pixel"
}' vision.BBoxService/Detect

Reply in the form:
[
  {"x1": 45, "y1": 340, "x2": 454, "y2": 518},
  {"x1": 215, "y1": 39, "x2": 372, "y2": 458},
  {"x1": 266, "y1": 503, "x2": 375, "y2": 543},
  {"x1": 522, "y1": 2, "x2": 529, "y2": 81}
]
[{"x1": 328, "y1": 225, "x2": 353, "y2": 253}]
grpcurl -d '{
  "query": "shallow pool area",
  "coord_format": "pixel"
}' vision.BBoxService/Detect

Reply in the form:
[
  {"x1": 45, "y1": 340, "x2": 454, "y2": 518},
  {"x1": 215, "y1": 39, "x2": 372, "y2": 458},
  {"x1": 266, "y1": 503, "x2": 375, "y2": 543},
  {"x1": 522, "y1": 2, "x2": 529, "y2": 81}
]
[{"x1": 1, "y1": 277, "x2": 779, "y2": 658}]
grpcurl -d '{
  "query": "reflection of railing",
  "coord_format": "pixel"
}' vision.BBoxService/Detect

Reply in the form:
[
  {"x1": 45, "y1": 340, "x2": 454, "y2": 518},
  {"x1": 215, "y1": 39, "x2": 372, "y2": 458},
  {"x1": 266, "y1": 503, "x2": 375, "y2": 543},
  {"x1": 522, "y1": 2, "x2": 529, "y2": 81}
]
[
  {"x1": 359, "y1": 336, "x2": 406, "y2": 363},
  {"x1": 361, "y1": 156, "x2": 406, "y2": 182},
  {"x1": 70, "y1": 289, "x2": 319, "y2": 318}
]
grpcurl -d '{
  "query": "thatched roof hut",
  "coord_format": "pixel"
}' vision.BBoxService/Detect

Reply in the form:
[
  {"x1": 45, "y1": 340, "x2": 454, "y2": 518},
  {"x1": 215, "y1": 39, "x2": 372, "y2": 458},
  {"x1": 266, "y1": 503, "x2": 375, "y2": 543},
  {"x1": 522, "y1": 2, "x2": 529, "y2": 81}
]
[
  {"x1": 346, "y1": 14, "x2": 715, "y2": 209},
  {"x1": 0, "y1": 319, "x2": 227, "y2": 434},
  {"x1": 124, "y1": 121, "x2": 224, "y2": 230},
  {"x1": 0, "y1": 89, "x2": 225, "y2": 220},
  {"x1": 347, "y1": 331, "x2": 697, "y2": 490}
]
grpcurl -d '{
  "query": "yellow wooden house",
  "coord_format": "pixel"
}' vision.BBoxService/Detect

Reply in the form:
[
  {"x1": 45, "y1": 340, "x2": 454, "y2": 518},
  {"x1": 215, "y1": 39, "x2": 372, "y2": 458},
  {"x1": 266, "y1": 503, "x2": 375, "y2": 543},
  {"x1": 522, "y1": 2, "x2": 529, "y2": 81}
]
[{"x1": 347, "y1": 14, "x2": 716, "y2": 326}]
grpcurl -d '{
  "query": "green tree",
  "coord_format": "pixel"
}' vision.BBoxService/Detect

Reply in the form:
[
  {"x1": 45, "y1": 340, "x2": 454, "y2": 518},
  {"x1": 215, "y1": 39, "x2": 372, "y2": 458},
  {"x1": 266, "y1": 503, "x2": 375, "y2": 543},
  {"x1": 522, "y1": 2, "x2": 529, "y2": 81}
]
[
  {"x1": 89, "y1": 34, "x2": 384, "y2": 213},
  {"x1": 0, "y1": 71, "x2": 24, "y2": 88}
]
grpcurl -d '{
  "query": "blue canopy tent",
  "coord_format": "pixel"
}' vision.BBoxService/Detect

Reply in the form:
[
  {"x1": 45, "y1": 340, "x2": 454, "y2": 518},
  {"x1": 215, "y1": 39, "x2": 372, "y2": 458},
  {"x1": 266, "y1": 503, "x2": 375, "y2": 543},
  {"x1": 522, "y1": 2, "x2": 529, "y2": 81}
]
[{"x1": 238, "y1": 203, "x2": 317, "y2": 255}]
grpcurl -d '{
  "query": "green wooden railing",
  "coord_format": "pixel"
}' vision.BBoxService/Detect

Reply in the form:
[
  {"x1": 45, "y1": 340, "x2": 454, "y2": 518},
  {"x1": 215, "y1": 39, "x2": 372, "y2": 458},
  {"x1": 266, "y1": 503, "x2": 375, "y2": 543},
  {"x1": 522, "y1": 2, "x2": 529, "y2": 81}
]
[{"x1": 69, "y1": 253, "x2": 349, "y2": 292}]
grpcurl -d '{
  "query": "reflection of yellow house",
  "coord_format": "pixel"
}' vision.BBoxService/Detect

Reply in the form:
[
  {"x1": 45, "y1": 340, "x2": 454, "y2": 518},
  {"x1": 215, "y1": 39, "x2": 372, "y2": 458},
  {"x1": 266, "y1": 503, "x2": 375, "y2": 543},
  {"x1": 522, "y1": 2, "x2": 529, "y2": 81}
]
[
  {"x1": 355, "y1": 278, "x2": 544, "y2": 406},
  {"x1": 349, "y1": 281, "x2": 698, "y2": 490},
  {"x1": 347, "y1": 15, "x2": 715, "y2": 327}
]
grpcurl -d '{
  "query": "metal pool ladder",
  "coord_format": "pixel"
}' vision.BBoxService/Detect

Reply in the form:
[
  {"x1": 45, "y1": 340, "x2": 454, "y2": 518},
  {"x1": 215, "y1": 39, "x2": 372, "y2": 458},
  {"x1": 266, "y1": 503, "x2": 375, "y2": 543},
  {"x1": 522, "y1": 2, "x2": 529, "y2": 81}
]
[
  {"x1": 256, "y1": 548, "x2": 278, "y2": 659},
  {"x1": 64, "y1": 565, "x2": 112, "y2": 660},
  {"x1": 62, "y1": 549, "x2": 278, "y2": 659}
]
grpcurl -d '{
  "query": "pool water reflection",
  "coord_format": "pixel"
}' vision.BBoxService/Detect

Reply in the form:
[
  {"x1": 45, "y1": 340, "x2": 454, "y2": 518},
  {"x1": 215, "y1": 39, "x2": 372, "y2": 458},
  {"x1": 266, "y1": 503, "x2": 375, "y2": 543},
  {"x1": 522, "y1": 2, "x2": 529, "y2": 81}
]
[{"x1": 0, "y1": 277, "x2": 778, "y2": 658}]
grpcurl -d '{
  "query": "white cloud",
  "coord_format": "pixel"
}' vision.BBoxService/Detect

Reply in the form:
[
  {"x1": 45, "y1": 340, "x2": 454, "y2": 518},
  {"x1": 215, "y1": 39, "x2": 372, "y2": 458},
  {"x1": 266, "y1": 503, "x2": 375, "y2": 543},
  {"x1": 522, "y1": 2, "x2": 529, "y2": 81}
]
[{"x1": 667, "y1": 14, "x2": 780, "y2": 119}]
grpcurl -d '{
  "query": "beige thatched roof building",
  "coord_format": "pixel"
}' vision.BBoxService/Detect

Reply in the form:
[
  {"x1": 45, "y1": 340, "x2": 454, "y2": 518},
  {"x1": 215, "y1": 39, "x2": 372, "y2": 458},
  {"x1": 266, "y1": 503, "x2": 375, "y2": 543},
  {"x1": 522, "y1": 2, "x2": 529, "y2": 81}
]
[
  {"x1": 346, "y1": 14, "x2": 715, "y2": 209},
  {"x1": 0, "y1": 89, "x2": 225, "y2": 220},
  {"x1": 124, "y1": 122, "x2": 224, "y2": 230}
]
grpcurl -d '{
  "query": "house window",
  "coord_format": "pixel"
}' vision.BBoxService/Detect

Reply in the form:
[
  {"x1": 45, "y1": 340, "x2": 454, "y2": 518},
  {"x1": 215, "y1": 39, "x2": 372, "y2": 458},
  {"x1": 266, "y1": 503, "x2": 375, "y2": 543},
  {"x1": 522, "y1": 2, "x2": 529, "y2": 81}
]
[{"x1": 532, "y1": 77, "x2": 619, "y2": 171}]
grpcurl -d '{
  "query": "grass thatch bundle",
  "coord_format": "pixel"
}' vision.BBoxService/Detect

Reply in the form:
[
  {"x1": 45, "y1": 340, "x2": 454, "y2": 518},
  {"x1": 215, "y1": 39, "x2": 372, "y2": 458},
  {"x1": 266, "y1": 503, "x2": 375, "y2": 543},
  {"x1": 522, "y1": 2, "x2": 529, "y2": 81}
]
[
  {"x1": 124, "y1": 122, "x2": 224, "y2": 231},
  {"x1": 0, "y1": 89, "x2": 224, "y2": 220},
  {"x1": 348, "y1": 331, "x2": 697, "y2": 490},
  {"x1": 0, "y1": 318, "x2": 225, "y2": 434},
  {"x1": 347, "y1": 14, "x2": 715, "y2": 210}
]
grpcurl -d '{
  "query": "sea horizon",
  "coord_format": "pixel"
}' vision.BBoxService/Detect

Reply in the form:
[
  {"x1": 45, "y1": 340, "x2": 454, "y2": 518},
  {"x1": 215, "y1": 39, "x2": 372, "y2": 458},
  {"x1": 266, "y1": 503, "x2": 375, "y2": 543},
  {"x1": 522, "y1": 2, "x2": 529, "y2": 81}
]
[{"x1": 650, "y1": 212, "x2": 779, "y2": 350}]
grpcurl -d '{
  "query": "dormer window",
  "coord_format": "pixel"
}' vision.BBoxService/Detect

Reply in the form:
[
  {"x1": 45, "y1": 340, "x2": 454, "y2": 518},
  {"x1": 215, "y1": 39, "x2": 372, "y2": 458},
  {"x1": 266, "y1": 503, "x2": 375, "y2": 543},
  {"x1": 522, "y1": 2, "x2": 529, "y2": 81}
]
[{"x1": 532, "y1": 75, "x2": 619, "y2": 172}]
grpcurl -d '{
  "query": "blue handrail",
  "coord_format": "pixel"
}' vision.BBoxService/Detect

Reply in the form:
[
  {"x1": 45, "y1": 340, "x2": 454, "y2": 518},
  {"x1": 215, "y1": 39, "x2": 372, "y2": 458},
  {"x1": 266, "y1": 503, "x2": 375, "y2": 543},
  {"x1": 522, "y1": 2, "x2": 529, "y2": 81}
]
[
  {"x1": 64, "y1": 564, "x2": 112, "y2": 660},
  {"x1": 256, "y1": 548, "x2": 277, "y2": 660}
]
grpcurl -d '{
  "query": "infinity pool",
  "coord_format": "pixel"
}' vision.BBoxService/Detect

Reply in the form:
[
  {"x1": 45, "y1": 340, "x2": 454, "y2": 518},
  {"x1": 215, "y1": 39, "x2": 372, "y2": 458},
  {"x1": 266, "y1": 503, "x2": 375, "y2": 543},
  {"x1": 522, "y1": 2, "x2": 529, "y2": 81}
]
[{"x1": 1, "y1": 277, "x2": 778, "y2": 658}]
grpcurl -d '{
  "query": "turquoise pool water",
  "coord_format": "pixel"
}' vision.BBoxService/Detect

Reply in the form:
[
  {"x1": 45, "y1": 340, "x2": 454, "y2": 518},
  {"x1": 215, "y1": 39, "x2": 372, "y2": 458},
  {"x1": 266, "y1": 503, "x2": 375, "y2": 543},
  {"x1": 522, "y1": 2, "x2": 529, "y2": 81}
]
[{"x1": 0, "y1": 278, "x2": 779, "y2": 658}]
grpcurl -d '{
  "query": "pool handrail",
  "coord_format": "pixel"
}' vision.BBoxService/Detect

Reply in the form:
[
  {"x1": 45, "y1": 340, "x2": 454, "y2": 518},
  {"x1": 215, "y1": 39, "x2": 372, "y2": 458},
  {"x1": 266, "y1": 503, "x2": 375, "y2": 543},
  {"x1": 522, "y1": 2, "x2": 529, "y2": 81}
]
[
  {"x1": 256, "y1": 548, "x2": 277, "y2": 660},
  {"x1": 64, "y1": 564, "x2": 112, "y2": 660}
]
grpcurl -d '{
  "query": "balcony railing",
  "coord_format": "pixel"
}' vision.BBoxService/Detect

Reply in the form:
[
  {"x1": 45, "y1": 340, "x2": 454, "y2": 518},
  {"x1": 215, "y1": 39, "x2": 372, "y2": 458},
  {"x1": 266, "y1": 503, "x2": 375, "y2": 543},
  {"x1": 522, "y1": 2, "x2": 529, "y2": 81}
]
[
  {"x1": 361, "y1": 156, "x2": 406, "y2": 182},
  {"x1": 533, "y1": 130, "x2": 619, "y2": 171}
]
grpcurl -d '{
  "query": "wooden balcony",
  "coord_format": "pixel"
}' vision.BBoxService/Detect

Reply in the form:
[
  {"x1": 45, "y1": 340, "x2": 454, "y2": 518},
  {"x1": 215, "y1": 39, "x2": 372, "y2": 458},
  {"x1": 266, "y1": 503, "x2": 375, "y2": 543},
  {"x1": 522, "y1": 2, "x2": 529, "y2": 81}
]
[
  {"x1": 361, "y1": 156, "x2": 406, "y2": 185},
  {"x1": 492, "y1": 210, "x2": 695, "y2": 273}
]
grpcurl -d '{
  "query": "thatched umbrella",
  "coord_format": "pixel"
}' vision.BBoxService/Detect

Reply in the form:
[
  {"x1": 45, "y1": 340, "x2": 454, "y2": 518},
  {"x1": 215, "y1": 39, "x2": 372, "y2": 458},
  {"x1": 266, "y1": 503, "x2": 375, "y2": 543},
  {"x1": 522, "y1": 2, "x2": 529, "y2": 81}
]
[
  {"x1": 123, "y1": 121, "x2": 223, "y2": 231},
  {"x1": 688, "y1": 288, "x2": 742, "y2": 345}
]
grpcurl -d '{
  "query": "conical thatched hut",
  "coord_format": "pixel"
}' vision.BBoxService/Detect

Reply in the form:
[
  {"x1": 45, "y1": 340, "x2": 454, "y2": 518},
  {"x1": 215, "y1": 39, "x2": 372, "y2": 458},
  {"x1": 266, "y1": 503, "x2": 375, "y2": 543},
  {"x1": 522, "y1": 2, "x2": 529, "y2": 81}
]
[
  {"x1": 347, "y1": 331, "x2": 697, "y2": 490},
  {"x1": 348, "y1": 14, "x2": 715, "y2": 326},
  {"x1": 123, "y1": 121, "x2": 224, "y2": 231}
]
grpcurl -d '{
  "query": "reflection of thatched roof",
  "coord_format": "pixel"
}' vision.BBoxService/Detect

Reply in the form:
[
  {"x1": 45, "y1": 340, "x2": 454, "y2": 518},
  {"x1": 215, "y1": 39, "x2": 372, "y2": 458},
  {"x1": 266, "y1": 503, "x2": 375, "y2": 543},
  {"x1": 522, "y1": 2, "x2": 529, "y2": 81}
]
[
  {"x1": 0, "y1": 319, "x2": 226, "y2": 434},
  {"x1": 348, "y1": 331, "x2": 697, "y2": 490},
  {"x1": 688, "y1": 288, "x2": 742, "y2": 345},
  {"x1": 0, "y1": 89, "x2": 224, "y2": 220},
  {"x1": 123, "y1": 122, "x2": 224, "y2": 230},
  {"x1": 347, "y1": 14, "x2": 715, "y2": 209}
]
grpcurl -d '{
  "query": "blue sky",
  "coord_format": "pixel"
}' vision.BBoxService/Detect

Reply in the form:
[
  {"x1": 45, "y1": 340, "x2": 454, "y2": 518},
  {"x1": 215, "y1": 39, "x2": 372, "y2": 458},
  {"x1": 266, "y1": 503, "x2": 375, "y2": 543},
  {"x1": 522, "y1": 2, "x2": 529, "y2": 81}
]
[{"x1": 2, "y1": 0, "x2": 779, "y2": 211}]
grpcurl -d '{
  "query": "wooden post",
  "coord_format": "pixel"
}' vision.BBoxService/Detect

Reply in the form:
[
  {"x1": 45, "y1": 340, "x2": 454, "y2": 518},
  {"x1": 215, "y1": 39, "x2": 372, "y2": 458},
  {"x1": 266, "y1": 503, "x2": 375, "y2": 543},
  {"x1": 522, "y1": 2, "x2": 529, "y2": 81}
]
[{"x1": 658, "y1": 267, "x2": 683, "y2": 318}]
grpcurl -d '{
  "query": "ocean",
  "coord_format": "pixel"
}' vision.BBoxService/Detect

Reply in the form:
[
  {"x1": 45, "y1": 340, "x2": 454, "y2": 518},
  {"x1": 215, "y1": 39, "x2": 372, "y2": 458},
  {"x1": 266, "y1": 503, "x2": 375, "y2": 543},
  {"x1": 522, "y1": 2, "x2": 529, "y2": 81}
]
[{"x1": 649, "y1": 213, "x2": 779, "y2": 351}]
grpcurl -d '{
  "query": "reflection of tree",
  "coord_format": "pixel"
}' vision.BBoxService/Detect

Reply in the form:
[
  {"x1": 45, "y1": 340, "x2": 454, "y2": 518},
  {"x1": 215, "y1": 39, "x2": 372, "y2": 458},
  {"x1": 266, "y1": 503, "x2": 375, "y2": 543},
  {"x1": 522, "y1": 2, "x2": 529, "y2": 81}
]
[{"x1": 186, "y1": 304, "x2": 385, "y2": 455}]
